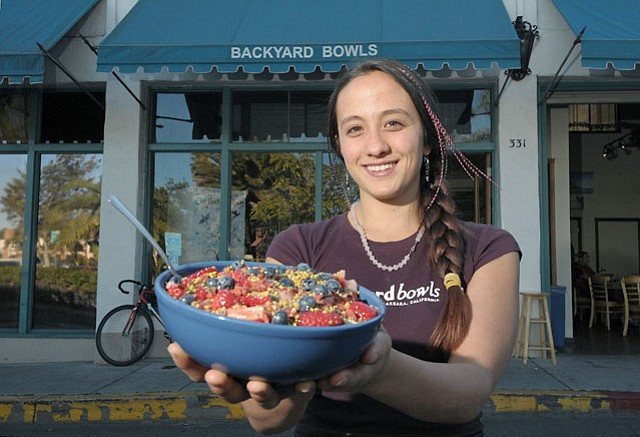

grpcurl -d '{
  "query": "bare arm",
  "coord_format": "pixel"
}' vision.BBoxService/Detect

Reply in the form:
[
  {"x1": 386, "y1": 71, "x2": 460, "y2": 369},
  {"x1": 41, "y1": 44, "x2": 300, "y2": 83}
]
[{"x1": 319, "y1": 251, "x2": 521, "y2": 423}]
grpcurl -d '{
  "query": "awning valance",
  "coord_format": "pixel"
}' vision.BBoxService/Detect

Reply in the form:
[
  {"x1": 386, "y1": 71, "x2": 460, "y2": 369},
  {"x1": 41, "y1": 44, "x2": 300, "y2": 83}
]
[
  {"x1": 552, "y1": 0, "x2": 640, "y2": 70},
  {"x1": 97, "y1": 0, "x2": 520, "y2": 75},
  {"x1": 0, "y1": 0, "x2": 100, "y2": 84}
]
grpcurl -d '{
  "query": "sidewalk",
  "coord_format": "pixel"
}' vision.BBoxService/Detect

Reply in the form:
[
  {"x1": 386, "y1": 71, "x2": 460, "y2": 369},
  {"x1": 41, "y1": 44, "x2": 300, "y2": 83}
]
[{"x1": 1, "y1": 353, "x2": 639, "y2": 424}]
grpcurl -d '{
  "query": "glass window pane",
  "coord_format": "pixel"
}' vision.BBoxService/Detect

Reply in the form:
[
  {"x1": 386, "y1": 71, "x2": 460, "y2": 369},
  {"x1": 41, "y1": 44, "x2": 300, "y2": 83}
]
[
  {"x1": 151, "y1": 152, "x2": 224, "y2": 275},
  {"x1": 153, "y1": 92, "x2": 222, "y2": 143},
  {"x1": 0, "y1": 154, "x2": 28, "y2": 328},
  {"x1": 321, "y1": 152, "x2": 354, "y2": 219},
  {"x1": 32, "y1": 153, "x2": 102, "y2": 329},
  {"x1": 41, "y1": 92, "x2": 105, "y2": 143},
  {"x1": 290, "y1": 91, "x2": 330, "y2": 141},
  {"x1": 435, "y1": 89, "x2": 491, "y2": 143},
  {"x1": 0, "y1": 92, "x2": 29, "y2": 144},
  {"x1": 232, "y1": 91, "x2": 288, "y2": 142},
  {"x1": 232, "y1": 152, "x2": 316, "y2": 261},
  {"x1": 448, "y1": 152, "x2": 491, "y2": 223}
]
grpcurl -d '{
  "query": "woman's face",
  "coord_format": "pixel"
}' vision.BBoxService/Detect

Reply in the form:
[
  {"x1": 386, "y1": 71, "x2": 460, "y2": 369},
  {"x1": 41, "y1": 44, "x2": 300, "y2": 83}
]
[{"x1": 335, "y1": 71, "x2": 428, "y2": 205}]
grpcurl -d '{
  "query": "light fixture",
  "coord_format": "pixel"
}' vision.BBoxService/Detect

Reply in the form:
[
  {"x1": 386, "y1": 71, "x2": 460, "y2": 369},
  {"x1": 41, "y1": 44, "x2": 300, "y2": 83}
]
[
  {"x1": 507, "y1": 16, "x2": 540, "y2": 81},
  {"x1": 601, "y1": 128, "x2": 640, "y2": 160}
]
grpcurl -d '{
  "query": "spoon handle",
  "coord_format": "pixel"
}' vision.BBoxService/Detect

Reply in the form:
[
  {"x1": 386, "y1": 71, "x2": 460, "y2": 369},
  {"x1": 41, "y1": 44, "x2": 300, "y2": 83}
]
[{"x1": 107, "y1": 195, "x2": 179, "y2": 277}]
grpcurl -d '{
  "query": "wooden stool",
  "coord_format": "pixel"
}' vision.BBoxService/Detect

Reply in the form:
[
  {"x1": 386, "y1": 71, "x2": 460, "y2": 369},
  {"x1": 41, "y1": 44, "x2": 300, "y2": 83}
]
[{"x1": 514, "y1": 292, "x2": 557, "y2": 365}]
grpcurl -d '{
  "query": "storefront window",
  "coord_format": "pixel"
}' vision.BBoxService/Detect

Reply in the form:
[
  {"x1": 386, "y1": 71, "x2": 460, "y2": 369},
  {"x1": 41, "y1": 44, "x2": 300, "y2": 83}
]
[
  {"x1": 153, "y1": 92, "x2": 222, "y2": 143},
  {"x1": 151, "y1": 152, "x2": 229, "y2": 276},
  {"x1": 32, "y1": 153, "x2": 102, "y2": 329},
  {"x1": 41, "y1": 92, "x2": 105, "y2": 144},
  {"x1": 448, "y1": 152, "x2": 492, "y2": 223},
  {"x1": 0, "y1": 92, "x2": 29, "y2": 144},
  {"x1": 0, "y1": 154, "x2": 28, "y2": 328},
  {"x1": 435, "y1": 89, "x2": 492, "y2": 143},
  {"x1": 232, "y1": 90, "x2": 330, "y2": 142},
  {"x1": 232, "y1": 152, "x2": 316, "y2": 260}
]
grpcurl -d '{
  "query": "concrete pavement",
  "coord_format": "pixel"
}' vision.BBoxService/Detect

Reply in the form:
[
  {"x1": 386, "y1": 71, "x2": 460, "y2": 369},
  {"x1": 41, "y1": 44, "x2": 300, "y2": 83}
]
[{"x1": 1, "y1": 353, "x2": 640, "y2": 424}]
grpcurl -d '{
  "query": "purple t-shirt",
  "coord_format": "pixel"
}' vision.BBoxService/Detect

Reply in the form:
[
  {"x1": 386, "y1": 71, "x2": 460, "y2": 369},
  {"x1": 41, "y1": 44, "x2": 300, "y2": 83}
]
[{"x1": 267, "y1": 214, "x2": 520, "y2": 437}]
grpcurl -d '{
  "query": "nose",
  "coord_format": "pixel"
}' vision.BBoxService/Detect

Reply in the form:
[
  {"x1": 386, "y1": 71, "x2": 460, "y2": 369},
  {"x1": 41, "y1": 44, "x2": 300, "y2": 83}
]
[{"x1": 364, "y1": 129, "x2": 391, "y2": 157}]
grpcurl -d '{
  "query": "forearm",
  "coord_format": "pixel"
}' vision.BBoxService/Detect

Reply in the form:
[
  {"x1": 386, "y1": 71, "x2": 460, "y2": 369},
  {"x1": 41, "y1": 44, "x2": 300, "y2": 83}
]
[
  {"x1": 242, "y1": 394, "x2": 310, "y2": 435},
  {"x1": 362, "y1": 350, "x2": 495, "y2": 423}
]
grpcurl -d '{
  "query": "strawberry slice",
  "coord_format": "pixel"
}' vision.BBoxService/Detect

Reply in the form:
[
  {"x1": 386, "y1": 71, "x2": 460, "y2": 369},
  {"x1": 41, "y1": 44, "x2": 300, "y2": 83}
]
[
  {"x1": 240, "y1": 294, "x2": 270, "y2": 307},
  {"x1": 347, "y1": 301, "x2": 378, "y2": 321},
  {"x1": 298, "y1": 311, "x2": 344, "y2": 327},
  {"x1": 212, "y1": 289, "x2": 238, "y2": 310}
]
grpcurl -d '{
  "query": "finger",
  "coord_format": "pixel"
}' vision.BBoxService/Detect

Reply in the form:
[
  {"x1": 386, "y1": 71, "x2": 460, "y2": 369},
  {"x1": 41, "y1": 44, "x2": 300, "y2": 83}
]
[
  {"x1": 204, "y1": 369, "x2": 250, "y2": 403},
  {"x1": 167, "y1": 342, "x2": 208, "y2": 382},
  {"x1": 246, "y1": 380, "x2": 281, "y2": 409}
]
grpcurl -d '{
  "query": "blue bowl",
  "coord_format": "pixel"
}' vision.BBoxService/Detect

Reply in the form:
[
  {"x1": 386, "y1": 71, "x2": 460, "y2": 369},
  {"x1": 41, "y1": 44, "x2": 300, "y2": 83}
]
[{"x1": 155, "y1": 261, "x2": 386, "y2": 384}]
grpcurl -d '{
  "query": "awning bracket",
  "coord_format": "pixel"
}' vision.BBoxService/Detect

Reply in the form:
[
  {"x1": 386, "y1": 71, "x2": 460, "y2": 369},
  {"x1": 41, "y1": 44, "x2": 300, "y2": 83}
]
[
  {"x1": 539, "y1": 26, "x2": 586, "y2": 105},
  {"x1": 78, "y1": 33, "x2": 147, "y2": 111},
  {"x1": 36, "y1": 41, "x2": 105, "y2": 112}
]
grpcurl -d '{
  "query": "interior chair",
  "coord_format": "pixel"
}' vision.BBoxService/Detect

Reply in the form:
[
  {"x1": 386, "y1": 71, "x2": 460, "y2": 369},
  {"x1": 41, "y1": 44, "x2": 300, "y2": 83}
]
[
  {"x1": 621, "y1": 275, "x2": 640, "y2": 336},
  {"x1": 573, "y1": 284, "x2": 593, "y2": 323},
  {"x1": 589, "y1": 275, "x2": 624, "y2": 331}
]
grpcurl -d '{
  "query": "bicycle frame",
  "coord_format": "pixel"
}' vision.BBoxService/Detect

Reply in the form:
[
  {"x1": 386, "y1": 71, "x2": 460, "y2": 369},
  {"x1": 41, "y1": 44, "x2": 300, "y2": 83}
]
[{"x1": 119, "y1": 281, "x2": 165, "y2": 336}]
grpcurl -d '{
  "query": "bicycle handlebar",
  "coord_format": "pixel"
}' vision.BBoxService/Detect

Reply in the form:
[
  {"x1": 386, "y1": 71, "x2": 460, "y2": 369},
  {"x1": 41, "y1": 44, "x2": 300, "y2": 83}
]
[{"x1": 117, "y1": 279, "x2": 150, "y2": 295}]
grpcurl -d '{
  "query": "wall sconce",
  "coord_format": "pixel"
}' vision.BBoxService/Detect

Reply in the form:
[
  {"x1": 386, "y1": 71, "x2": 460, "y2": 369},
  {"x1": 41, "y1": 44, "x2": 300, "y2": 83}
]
[{"x1": 507, "y1": 16, "x2": 540, "y2": 81}]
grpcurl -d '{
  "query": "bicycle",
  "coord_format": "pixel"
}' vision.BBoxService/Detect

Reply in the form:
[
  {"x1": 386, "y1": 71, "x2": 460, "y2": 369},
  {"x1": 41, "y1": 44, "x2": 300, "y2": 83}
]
[{"x1": 96, "y1": 279, "x2": 166, "y2": 366}]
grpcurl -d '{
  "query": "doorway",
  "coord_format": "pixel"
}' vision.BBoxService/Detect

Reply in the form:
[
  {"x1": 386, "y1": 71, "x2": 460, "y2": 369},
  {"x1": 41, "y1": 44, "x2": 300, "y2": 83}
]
[{"x1": 548, "y1": 101, "x2": 640, "y2": 354}]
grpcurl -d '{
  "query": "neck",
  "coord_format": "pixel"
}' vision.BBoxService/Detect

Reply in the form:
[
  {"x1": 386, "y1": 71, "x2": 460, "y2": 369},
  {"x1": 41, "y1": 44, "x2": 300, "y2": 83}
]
[{"x1": 350, "y1": 199, "x2": 422, "y2": 242}]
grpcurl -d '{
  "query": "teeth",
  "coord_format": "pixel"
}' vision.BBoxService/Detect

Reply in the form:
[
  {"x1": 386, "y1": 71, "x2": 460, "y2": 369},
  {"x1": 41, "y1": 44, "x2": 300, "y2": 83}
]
[{"x1": 367, "y1": 163, "x2": 393, "y2": 172}]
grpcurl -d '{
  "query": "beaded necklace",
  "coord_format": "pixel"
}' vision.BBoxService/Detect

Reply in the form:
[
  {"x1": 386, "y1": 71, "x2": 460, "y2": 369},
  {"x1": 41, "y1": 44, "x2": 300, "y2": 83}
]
[{"x1": 349, "y1": 203, "x2": 425, "y2": 272}]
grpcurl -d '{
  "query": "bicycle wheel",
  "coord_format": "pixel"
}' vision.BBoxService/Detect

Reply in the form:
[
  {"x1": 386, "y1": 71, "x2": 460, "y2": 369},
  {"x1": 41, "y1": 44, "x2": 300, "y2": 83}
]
[{"x1": 96, "y1": 305, "x2": 155, "y2": 366}]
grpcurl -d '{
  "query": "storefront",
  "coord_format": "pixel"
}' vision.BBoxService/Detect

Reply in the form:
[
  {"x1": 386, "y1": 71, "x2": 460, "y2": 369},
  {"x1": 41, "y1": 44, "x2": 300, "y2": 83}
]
[{"x1": 2, "y1": 0, "x2": 637, "y2": 362}]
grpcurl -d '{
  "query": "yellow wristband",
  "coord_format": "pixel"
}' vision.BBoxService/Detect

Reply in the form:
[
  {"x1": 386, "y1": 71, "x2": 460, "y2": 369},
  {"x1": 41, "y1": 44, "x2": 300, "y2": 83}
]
[{"x1": 444, "y1": 272, "x2": 463, "y2": 290}]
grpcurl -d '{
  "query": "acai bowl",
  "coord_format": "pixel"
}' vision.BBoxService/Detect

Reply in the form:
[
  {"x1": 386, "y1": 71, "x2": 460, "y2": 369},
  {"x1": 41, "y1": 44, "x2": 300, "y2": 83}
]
[{"x1": 155, "y1": 261, "x2": 386, "y2": 384}]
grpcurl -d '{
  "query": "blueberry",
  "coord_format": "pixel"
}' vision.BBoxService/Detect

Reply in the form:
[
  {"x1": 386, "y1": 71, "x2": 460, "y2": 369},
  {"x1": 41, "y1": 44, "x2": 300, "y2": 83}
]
[
  {"x1": 217, "y1": 275, "x2": 235, "y2": 290},
  {"x1": 262, "y1": 266, "x2": 276, "y2": 278},
  {"x1": 312, "y1": 284, "x2": 330, "y2": 296},
  {"x1": 271, "y1": 310, "x2": 289, "y2": 325},
  {"x1": 179, "y1": 294, "x2": 195, "y2": 305},
  {"x1": 169, "y1": 275, "x2": 182, "y2": 285},
  {"x1": 204, "y1": 277, "x2": 219, "y2": 288},
  {"x1": 278, "y1": 277, "x2": 295, "y2": 287},
  {"x1": 246, "y1": 268, "x2": 260, "y2": 276},
  {"x1": 298, "y1": 295, "x2": 317, "y2": 312},
  {"x1": 302, "y1": 277, "x2": 317, "y2": 291},
  {"x1": 231, "y1": 260, "x2": 243, "y2": 270},
  {"x1": 295, "y1": 263, "x2": 311, "y2": 271},
  {"x1": 324, "y1": 279, "x2": 342, "y2": 294},
  {"x1": 316, "y1": 272, "x2": 333, "y2": 281}
]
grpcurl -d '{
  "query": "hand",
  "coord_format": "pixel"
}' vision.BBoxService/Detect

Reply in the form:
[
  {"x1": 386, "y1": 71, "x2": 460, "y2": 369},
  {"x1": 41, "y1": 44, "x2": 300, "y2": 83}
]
[
  {"x1": 168, "y1": 342, "x2": 316, "y2": 409},
  {"x1": 317, "y1": 326, "x2": 392, "y2": 393}
]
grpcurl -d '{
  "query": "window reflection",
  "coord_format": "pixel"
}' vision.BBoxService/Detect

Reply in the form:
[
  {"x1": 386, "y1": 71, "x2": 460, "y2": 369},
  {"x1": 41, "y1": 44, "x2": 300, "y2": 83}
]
[
  {"x1": 0, "y1": 93, "x2": 29, "y2": 144},
  {"x1": 232, "y1": 152, "x2": 316, "y2": 261},
  {"x1": 0, "y1": 154, "x2": 28, "y2": 328},
  {"x1": 33, "y1": 154, "x2": 102, "y2": 330},
  {"x1": 154, "y1": 92, "x2": 222, "y2": 143},
  {"x1": 447, "y1": 152, "x2": 491, "y2": 223},
  {"x1": 41, "y1": 92, "x2": 105, "y2": 144},
  {"x1": 435, "y1": 89, "x2": 491, "y2": 143},
  {"x1": 151, "y1": 152, "x2": 237, "y2": 275},
  {"x1": 232, "y1": 90, "x2": 330, "y2": 142}
]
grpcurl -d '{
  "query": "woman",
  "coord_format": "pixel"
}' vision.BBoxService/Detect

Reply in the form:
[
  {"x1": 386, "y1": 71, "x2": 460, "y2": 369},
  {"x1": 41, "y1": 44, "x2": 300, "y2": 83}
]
[{"x1": 169, "y1": 60, "x2": 521, "y2": 436}]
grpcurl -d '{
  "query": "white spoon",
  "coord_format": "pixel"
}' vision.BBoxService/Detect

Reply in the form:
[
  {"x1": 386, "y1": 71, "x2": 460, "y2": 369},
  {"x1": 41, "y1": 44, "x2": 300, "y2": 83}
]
[{"x1": 107, "y1": 195, "x2": 179, "y2": 278}]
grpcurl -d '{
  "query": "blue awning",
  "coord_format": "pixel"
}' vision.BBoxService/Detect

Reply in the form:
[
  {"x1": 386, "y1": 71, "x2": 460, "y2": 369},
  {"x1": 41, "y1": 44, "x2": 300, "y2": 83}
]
[
  {"x1": 552, "y1": 0, "x2": 640, "y2": 69},
  {"x1": 0, "y1": 0, "x2": 100, "y2": 84},
  {"x1": 97, "y1": 0, "x2": 520, "y2": 74}
]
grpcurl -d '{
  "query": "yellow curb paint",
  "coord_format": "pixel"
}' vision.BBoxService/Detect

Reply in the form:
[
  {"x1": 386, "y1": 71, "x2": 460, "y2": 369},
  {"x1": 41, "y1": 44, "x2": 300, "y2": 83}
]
[
  {"x1": 51, "y1": 402, "x2": 103, "y2": 422},
  {"x1": 107, "y1": 399, "x2": 187, "y2": 421},
  {"x1": 491, "y1": 395, "x2": 537, "y2": 412},
  {"x1": 0, "y1": 403, "x2": 14, "y2": 422},
  {"x1": 558, "y1": 396, "x2": 596, "y2": 412},
  {"x1": 25, "y1": 403, "x2": 51, "y2": 422},
  {"x1": 205, "y1": 397, "x2": 246, "y2": 419}
]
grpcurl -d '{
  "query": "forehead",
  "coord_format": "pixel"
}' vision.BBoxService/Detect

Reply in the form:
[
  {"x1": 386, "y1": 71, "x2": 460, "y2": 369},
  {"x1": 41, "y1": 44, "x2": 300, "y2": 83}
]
[{"x1": 336, "y1": 71, "x2": 415, "y2": 115}]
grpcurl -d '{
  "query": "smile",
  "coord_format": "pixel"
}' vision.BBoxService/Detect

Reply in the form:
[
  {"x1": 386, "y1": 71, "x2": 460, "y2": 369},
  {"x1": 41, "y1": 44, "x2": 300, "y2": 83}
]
[{"x1": 365, "y1": 163, "x2": 395, "y2": 172}]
